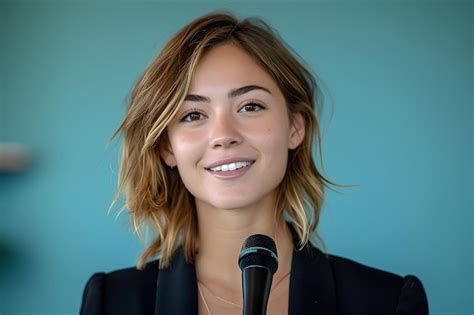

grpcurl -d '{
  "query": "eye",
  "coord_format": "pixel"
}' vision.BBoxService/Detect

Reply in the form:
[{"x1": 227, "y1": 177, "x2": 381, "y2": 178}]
[
  {"x1": 180, "y1": 110, "x2": 206, "y2": 122},
  {"x1": 239, "y1": 102, "x2": 265, "y2": 112}
]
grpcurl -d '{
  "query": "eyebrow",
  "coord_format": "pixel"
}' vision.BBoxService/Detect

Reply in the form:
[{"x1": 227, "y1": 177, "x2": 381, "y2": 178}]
[{"x1": 184, "y1": 85, "x2": 272, "y2": 102}]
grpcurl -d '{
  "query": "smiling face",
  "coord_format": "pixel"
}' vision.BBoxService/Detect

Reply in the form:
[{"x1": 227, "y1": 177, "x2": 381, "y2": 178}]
[{"x1": 160, "y1": 43, "x2": 304, "y2": 212}]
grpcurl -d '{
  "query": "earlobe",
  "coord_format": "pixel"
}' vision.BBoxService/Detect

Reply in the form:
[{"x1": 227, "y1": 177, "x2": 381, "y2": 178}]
[
  {"x1": 288, "y1": 112, "x2": 305, "y2": 150},
  {"x1": 159, "y1": 138, "x2": 177, "y2": 168}
]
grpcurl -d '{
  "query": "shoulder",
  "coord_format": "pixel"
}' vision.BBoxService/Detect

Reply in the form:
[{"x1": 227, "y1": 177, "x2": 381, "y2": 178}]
[
  {"x1": 80, "y1": 260, "x2": 159, "y2": 315},
  {"x1": 328, "y1": 253, "x2": 403, "y2": 291},
  {"x1": 325, "y1": 252, "x2": 429, "y2": 314}
]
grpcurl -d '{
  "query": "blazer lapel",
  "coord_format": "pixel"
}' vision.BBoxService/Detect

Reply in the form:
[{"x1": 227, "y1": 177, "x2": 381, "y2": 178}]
[
  {"x1": 154, "y1": 226, "x2": 338, "y2": 315},
  {"x1": 154, "y1": 249, "x2": 198, "y2": 315},
  {"x1": 288, "y1": 245, "x2": 338, "y2": 315}
]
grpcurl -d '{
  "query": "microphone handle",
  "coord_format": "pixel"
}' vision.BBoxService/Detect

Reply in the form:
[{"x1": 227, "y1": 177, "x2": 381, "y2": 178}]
[{"x1": 242, "y1": 267, "x2": 273, "y2": 315}]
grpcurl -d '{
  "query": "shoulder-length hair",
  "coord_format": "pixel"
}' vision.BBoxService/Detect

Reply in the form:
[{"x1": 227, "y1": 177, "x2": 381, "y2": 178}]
[{"x1": 110, "y1": 11, "x2": 348, "y2": 269}]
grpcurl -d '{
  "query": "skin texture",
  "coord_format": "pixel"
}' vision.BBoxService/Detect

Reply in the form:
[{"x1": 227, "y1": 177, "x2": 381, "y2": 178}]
[{"x1": 160, "y1": 43, "x2": 305, "y2": 315}]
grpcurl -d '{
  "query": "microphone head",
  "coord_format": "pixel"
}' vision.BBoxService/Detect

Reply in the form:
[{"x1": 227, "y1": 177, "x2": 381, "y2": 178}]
[{"x1": 238, "y1": 234, "x2": 278, "y2": 274}]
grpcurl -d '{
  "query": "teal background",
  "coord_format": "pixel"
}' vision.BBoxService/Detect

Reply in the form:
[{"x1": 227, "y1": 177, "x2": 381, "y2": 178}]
[{"x1": 0, "y1": 1, "x2": 472, "y2": 314}]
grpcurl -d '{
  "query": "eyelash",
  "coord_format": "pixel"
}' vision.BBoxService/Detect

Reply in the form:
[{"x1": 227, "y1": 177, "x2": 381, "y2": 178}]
[
  {"x1": 180, "y1": 108, "x2": 206, "y2": 122},
  {"x1": 180, "y1": 102, "x2": 266, "y2": 122},
  {"x1": 239, "y1": 102, "x2": 266, "y2": 112}
]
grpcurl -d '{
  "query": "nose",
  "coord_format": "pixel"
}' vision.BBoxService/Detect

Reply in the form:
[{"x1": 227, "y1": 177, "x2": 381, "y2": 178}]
[{"x1": 209, "y1": 113, "x2": 243, "y2": 149}]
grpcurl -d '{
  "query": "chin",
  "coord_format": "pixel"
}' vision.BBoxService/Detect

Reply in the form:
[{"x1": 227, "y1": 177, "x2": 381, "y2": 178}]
[
  {"x1": 202, "y1": 193, "x2": 268, "y2": 211},
  {"x1": 208, "y1": 200, "x2": 253, "y2": 211}
]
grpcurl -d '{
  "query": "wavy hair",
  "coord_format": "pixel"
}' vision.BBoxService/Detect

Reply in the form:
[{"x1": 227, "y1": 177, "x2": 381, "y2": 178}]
[{"x1": 109, "y1": 11, "x2": 350, "y2": 269}]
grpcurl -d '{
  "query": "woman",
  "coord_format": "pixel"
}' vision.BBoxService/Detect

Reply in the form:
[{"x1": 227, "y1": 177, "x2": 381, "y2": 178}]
[{"x1": 80, "y1": 12, "x2": 429, "y2": 315}]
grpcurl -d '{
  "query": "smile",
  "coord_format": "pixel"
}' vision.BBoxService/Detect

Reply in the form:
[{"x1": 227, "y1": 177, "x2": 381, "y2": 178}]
[{"x1": 208, "y1": 161, "x2": 252, "y2": 172}]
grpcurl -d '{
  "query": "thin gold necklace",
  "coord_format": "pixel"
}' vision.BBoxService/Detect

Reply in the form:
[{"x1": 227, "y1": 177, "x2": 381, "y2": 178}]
[
  {"x1": 198, "y1": 225, "x2": 286, "y2": 315},
  {"x1": 197, "y1": 271, "x2": 291, "y2": 315}
]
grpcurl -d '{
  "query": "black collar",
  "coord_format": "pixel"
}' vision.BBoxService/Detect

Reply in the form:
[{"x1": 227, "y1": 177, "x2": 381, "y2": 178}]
[{"x1": 154, "y1": 228, "x2": 337, "y2": 315}]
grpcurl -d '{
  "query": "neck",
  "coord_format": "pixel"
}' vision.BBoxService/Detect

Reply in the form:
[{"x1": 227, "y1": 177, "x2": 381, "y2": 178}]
[{"x1": 194, "y1": 196, "x2": 294, "y2": 297}]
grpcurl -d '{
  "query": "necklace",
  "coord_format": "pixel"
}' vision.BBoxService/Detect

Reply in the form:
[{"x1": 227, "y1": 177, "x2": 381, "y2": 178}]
[
  {"x1": 197, "y1": 271, "x2": 291, "y2": 315},
  {"x1": 197, "y1": 225, "x2": 288, "y2": 315}
]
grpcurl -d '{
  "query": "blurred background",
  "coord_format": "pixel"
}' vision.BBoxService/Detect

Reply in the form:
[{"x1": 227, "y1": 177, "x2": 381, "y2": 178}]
[{"x1": 0, "y1": 0, "x2": 472, "y2": 314}]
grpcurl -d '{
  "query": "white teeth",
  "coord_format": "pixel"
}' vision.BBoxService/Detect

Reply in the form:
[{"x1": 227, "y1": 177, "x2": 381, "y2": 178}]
[{"x1": 209, "y1": 161, "x2": 252, "y2": 172}]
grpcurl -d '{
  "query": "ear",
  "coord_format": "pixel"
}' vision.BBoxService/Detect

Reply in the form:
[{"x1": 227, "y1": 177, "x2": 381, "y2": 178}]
[
  {"x1": 288, "y1": 112, "x2": 305, "y2": 150},
  {"x1": 158, "y1": 136, "x2": 177, "y2": 168}
]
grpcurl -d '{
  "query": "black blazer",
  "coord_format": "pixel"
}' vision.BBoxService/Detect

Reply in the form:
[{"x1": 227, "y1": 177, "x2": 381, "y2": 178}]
[{"x1": 80, "y1": 243, "x2": 429, "y2": 315}]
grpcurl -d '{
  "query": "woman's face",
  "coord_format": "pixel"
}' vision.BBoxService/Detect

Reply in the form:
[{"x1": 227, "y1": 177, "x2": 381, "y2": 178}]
[{"x1": 161, "y1": 43, "x2": 304, "y2": 211}]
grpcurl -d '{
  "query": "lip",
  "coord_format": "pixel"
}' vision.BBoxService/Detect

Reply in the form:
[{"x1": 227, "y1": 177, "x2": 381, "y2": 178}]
[
  {"x1": 205, "y1": 157, "x2": 255, "y2": 169},
  {"x1": 208, "y1": 164, "x2": 252, "y2": 179}
]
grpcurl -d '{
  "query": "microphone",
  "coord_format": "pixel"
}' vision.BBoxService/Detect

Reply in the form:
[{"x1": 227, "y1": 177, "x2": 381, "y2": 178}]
[{"x1": 238, "y1": 234, "x2": 278, "y2": 315}]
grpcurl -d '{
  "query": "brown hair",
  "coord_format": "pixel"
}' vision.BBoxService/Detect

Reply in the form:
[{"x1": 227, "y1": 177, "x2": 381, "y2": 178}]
[{"x1": 109, "y1": 11, "x2": 350, "y2": 269}]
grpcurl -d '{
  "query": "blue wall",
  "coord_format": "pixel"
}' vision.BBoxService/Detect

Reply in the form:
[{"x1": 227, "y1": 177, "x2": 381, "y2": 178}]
[{"x1": 0, "y1": 1, "x2": 472, "y2": 314}]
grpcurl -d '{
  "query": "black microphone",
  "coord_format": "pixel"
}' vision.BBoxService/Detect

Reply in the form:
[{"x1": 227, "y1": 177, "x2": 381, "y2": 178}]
[{"x1": 238, "y1": 234, "x2": 278, "y2": 315}]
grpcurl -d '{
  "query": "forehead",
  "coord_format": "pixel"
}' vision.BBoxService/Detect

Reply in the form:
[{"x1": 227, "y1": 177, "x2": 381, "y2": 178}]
[{"x1": 189, "y1": 43, "x2": 282, "y2": 96}]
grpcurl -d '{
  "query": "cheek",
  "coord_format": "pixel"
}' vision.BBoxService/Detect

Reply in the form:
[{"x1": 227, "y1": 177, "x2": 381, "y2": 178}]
[
  {"x1": 245, "y1": 118, "x2": 290, "y2": 152},
  {"x1": 243, "y1": 119, "x2": 291, "y2": 184},
  {"x1": 168, "y1": 130, "x2": 205, "y2": 165}
]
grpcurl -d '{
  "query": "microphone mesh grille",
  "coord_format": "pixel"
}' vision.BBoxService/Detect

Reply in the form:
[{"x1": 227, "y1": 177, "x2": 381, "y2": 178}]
[{"x1": 239, "y1": 234, "x2": 278, "y2": 274}]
